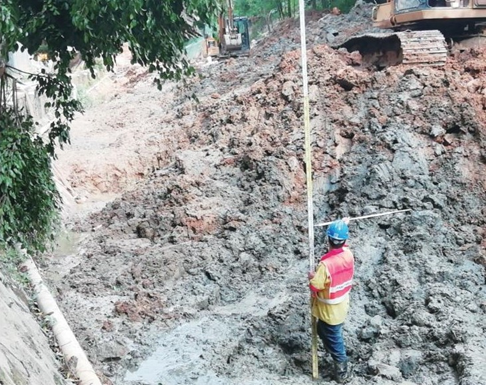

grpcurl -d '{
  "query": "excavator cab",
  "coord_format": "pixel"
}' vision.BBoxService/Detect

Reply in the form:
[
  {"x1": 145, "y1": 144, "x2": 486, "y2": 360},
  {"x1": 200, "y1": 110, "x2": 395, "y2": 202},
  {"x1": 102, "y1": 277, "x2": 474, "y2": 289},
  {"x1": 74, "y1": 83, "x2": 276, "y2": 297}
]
[
  {"x1": 371, "y1": 0, "x2": 485, "y2": 30},
  {"x1": 233, "y1": 17, "x2": 251, "y2": 52}
]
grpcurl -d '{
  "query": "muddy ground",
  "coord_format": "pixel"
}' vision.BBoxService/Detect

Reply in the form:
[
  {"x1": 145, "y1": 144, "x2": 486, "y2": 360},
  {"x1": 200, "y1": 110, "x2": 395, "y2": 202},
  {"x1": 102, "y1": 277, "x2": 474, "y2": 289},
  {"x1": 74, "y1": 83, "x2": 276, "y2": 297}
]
[{"x1": 45, "y1": 4, "x2": 486, "y2": 385}]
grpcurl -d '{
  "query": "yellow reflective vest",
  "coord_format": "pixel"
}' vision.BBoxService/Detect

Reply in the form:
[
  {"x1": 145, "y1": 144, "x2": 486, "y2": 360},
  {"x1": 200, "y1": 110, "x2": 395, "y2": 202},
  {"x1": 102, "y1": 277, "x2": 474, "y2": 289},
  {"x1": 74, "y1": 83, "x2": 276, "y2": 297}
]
[{"x1": 309, "y1": 247, "x2": 354, "y2": 325}]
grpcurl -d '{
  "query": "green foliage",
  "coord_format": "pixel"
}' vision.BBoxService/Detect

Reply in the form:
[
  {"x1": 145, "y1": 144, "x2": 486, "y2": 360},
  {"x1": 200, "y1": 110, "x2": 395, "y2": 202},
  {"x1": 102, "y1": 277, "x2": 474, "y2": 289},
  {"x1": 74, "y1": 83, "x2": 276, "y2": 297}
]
[
  {"x1": 234, "y1": 0, "x2": 356, "y2": 17},
  {"x1": 2, "y1": 0, "x2": 219, "y2": 154},
  {"x1": 0, "y1": 108, "x2": 60, "y2": 252},
  {"x1": 75, "y1": 85, "x2": 94, "y2": 110},
  {"x1": 234, "y1": 0, "x2": 278, "y2": 16},
  {"x1": 333, "y1": 0, "x2": 356, "y2": 13},
  {"x1": 30, "y1": 72, "x2": 83, "y2": 155},
  {"x1": 0, "y1": 248, "x2": 30, "y2": 285},
  {"x1": 313, "y1": 0, "x2": 356, "y2": 12},
  {"x1": 10, "y1": 0, "x2": 219, "y2": 83},
  {"x1": 234, "y1": 0, "x2": 297, "y2": 17}
]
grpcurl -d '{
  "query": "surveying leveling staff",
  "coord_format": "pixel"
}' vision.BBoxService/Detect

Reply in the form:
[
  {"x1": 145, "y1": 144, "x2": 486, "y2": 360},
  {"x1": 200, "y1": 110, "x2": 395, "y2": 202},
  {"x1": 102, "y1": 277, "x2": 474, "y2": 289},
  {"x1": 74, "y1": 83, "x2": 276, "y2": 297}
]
[{"x1": 308, "y1": 219, "x2": 354, "y2": 383}]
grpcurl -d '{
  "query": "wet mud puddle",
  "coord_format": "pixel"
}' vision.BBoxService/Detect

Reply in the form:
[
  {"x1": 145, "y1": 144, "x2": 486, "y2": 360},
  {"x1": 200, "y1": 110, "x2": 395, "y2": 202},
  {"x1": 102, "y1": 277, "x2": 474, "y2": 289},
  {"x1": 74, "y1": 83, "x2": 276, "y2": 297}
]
[{"x1": 124, "y1": 317, "x2": 240, "y2": 385}]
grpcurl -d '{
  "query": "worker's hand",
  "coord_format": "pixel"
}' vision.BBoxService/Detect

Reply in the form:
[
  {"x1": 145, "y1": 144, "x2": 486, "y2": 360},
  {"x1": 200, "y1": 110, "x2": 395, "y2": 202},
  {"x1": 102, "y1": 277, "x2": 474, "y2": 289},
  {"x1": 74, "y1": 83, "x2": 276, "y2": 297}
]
[
  {"x1": 342, "y1": 217, "x2": 350, "y2": 225},
  {"x1": 308, "y1": 271, "x2": 315, "y2": 280}
]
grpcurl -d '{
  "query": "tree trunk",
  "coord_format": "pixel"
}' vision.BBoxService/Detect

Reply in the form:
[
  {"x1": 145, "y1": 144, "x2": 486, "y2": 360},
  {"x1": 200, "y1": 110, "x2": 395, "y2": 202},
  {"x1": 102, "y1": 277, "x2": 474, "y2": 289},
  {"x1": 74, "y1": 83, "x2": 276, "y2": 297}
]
[
  {"x1": 277, "y1": 1, "x2": 284, "y2": 18},
  {"x1": 266, "y1": 13, "x2": 272, "y2": 33},
  {"x1": 0, "y1": 43, "x2": 6, "y2": 80},
  {"x1": 287, "y1": 0, "x2": 292, "y2": 17}
]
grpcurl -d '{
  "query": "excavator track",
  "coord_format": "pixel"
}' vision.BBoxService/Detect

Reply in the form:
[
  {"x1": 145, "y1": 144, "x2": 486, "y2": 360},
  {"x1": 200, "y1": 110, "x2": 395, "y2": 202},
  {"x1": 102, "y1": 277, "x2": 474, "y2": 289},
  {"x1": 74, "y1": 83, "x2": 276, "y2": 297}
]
[{"x1": 338, "y1": 30, "x2": 448, "y2": 68}]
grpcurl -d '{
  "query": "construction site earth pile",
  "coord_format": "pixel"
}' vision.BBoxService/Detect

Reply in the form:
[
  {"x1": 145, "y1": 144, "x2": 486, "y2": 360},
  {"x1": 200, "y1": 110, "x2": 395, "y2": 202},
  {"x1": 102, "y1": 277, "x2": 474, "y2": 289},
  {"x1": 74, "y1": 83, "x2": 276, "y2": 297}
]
[{"x1": 28, "y1": 4, "x2": 486, "y2": 385}]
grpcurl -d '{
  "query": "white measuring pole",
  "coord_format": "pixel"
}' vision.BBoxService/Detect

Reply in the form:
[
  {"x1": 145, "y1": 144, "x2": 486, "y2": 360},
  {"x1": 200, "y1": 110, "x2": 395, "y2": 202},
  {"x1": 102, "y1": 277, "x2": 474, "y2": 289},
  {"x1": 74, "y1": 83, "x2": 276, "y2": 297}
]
[
  {"x1": 298, "y1": 0, "x2": 313, "y2": 266},
  {"x1": 297, "y1": 0, "x2": 318, "y2": 380},
  {"x1": 299, "y1": 0, "x2": 314, "y2": 266}
]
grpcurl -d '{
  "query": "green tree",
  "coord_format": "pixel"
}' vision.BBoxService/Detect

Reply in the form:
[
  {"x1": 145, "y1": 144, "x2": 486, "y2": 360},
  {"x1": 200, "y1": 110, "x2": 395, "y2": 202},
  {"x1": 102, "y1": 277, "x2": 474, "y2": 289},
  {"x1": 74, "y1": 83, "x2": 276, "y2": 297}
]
[
  {"x1": 233, "y1": 0, "x2": 296, "y2": 37},
  {"x1": 235, "y1": 0, "x2": 355, "y2": 17},
  {"x1": 235, "y1": 0, "x2": 299, "y2": 18},
  {"x1": 0, "y1": 0, "x2": 218, "y2": 253}
]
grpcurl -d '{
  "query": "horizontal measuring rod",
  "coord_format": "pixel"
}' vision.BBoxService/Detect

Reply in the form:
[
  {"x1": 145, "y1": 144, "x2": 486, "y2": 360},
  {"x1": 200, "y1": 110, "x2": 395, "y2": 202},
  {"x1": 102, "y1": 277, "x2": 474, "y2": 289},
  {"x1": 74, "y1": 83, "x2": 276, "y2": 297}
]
[{"x1": 315, "y1": 209, "x2": 412, "y2": 227}]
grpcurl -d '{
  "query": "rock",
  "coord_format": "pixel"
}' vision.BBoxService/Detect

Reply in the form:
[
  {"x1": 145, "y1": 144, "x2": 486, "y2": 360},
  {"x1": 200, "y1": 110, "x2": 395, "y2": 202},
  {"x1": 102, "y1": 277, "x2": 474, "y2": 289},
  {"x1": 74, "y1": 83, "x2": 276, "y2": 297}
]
[
  {"x1": 359, "y1": 326, "x2": 376, "y2": 341},
  {"x1": 309, "y1": 84, "x2": 319, "y2": 102},
  {"x1": 141, "y1": 279, "x2": 153, "y2": 289},
  {"x1": 114, "y1": 300, "x2": 142, "y2": 322},
  {"x1": 434, "y1": 144, "x2": 444, "y2": 156},
  {"x1": 369, "y1": 315, "x2": 383, "y2": 329},
  {"x1": 430, "y1": 124, "x2": 446, "y2": 138},
  {"x1": 399, "y1": 349, "x2": 423, "y2": 378},
  {"x1": 325, "y1": 29, "x2": 340, "y2": 43},
  {"x1": 96, "y1": 340, "x2": 128, "y2": 362},
  {"x1": 102, "y1": 320, "x2": 114, "y2": 332},
  {"x1": 411, "y1": 311, "x2": 434, "y2": 327},
  {"x1": 466, "y1": 79, "x2": 481, "y2": 93},
  {"x1": 359, "y1": 315, "x2": 383, "y2": 341},
  {"x1": 368, "y1": 360, "x2": 403, "y2": 381},
  {"x1": 136, "y1": 222, "x2": 155, "y2": 240},
  {"x1": 239, "y1": 252, "x2": 253, "y2": 267},
  {"x1": 281, "y1": 81, "x2": 295, "y2": 101},
  {"x1": 443, "y1": 133, "x2": 455, "y2": 145}
]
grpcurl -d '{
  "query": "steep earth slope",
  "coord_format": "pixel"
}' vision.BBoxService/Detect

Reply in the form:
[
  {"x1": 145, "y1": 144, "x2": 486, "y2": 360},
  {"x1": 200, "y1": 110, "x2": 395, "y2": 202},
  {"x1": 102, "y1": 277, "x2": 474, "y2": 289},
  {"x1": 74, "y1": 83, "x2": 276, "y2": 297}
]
[
  {"x1": 0, "y1": 271, "x2": 66, "y2": 385},
  {"x1": 48, "y1": 5, "x2": 486, "y2": 385}
]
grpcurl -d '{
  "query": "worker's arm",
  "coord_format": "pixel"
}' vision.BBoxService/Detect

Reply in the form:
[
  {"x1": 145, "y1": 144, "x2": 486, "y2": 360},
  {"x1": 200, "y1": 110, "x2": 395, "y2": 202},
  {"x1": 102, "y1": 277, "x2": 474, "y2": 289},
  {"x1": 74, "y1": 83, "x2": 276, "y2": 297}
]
[{"x1": 309, "y1": 262, "x2": 329, "y2": 293}]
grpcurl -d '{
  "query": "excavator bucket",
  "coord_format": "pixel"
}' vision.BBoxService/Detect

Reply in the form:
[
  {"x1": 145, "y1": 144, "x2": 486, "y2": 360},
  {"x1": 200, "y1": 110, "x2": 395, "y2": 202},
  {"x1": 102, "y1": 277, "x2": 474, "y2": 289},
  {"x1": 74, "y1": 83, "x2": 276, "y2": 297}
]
[{"x1": 338, "y1": 30, "x2": 448, "y2": 68}]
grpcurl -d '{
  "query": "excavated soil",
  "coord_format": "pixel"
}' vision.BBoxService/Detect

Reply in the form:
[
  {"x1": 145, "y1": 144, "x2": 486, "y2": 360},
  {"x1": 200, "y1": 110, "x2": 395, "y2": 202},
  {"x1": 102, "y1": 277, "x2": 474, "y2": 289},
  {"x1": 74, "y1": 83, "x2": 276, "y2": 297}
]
[{"x1": 46, "y1": 5, "x2": 485, "y2": 385}]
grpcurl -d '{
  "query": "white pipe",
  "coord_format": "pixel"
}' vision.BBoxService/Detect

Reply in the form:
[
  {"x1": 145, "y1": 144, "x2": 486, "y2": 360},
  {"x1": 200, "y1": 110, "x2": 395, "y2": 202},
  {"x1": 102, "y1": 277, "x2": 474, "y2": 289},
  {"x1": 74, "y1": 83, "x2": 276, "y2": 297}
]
[
  {"x1": 315, "y1": 209, "x2": 412, "y2": 227},
  {"x1": 22, "y1": 257, "x2": 102, "y2": 385}
]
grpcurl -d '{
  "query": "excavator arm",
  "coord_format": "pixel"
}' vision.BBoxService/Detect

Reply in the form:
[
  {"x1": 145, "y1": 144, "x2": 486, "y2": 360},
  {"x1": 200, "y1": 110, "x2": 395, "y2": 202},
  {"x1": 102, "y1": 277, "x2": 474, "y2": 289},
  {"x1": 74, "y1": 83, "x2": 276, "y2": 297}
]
[{"x1": 216, "y1": 0, "x2": 250, "y2": 57}]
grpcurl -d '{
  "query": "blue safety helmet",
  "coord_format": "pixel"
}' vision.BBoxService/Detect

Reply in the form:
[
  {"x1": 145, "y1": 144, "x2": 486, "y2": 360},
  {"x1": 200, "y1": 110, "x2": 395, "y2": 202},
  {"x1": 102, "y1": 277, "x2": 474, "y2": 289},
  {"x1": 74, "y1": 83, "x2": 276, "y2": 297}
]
[{"x1": 326, "y1": 220, "x2": 349, "y2": 241}]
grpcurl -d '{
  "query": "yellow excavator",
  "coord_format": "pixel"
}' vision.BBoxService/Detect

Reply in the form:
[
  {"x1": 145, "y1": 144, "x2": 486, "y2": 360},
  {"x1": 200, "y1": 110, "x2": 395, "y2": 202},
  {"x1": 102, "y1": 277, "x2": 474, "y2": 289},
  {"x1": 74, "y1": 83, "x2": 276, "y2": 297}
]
[
  {"x1": 340, "y1": 0, "x2": 486, "y2": 67},
  {"x1": 205, "y1": 0, "x2": 250, "y2": 58}
]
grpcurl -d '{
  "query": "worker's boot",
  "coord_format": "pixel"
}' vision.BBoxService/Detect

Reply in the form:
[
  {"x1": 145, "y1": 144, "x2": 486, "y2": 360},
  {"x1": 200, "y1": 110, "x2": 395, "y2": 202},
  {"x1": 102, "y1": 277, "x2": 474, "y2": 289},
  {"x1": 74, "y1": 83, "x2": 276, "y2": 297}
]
[{"x1": 333, "y1": 360, "x2": 350, "y2": 383}]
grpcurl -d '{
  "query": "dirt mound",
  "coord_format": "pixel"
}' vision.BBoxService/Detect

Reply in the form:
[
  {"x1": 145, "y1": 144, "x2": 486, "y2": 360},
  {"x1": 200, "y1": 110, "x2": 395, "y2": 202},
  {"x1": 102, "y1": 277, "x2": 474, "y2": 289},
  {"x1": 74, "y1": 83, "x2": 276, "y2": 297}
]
[{"x1": 47, "y1": 8, "x2": 486, "y2": 385}]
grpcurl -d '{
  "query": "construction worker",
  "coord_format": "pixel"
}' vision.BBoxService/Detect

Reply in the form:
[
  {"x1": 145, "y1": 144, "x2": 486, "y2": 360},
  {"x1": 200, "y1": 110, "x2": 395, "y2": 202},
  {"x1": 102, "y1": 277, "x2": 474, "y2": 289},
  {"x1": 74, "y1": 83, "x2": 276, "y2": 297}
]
[{"x1": 308, "y1": 218, "x2": 354, "y2": 383}]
